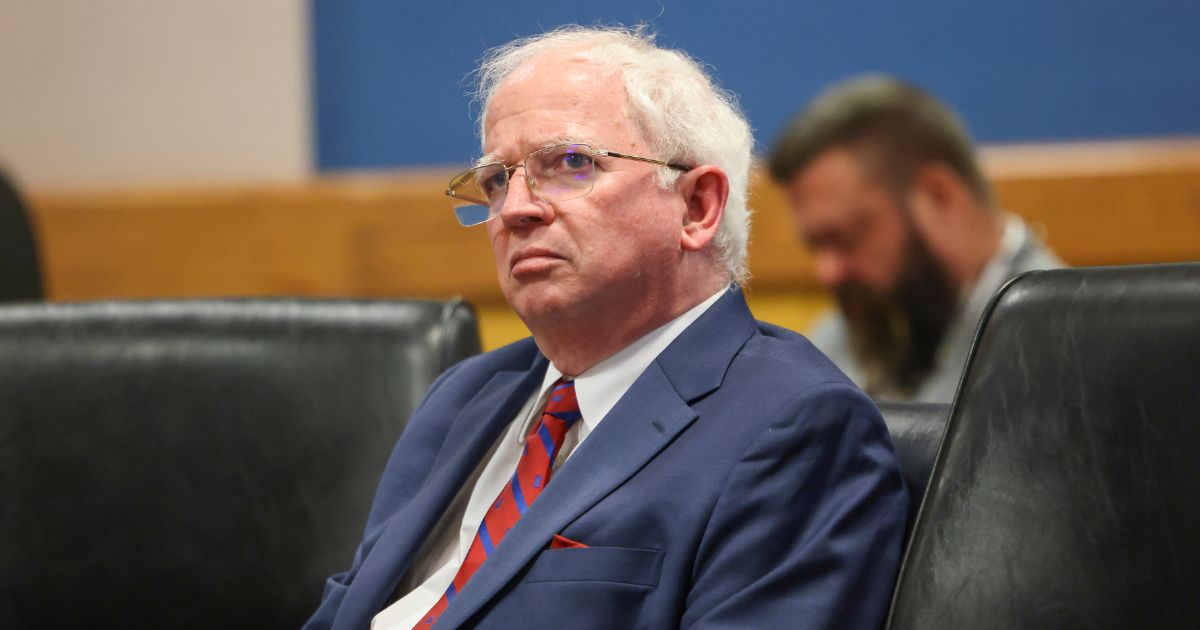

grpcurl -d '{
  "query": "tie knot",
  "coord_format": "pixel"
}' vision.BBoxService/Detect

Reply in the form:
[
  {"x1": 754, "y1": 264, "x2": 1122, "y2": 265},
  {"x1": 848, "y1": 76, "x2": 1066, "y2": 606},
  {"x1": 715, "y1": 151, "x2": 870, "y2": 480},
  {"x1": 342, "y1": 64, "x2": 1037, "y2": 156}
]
[{"x1": 543, "y1": 378, "x2": 582, "y2": 428}]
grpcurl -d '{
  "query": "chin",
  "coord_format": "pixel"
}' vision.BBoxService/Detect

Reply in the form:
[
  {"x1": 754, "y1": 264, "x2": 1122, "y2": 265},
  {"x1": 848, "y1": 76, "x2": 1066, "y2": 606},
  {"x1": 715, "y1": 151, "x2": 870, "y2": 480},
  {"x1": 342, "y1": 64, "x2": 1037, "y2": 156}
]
[{"x1": 505, "y1": 285, "x2": 580, "y2": 326}]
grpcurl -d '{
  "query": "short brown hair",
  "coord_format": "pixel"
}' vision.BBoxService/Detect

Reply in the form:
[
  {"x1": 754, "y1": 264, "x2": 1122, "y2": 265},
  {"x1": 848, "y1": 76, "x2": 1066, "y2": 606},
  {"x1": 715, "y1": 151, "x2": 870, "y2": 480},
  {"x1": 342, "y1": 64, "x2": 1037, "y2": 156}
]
[{"x1": 767, "y1": 75, "x2": 993, "y2": 206}]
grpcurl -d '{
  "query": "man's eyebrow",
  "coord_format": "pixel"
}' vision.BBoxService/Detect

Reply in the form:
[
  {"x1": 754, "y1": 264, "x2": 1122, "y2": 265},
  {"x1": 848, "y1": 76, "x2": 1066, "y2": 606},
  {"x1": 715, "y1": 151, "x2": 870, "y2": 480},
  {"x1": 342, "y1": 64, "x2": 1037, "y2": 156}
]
[
  {"x1": 475, "y1": 153, "x2": 502, "y2": 168},
  {"x1": 539, "y1": 135, "x2": 587, "y2": 148},
  {"x1": 475, "y1": 136, "x2": 596, "y2": 167}
]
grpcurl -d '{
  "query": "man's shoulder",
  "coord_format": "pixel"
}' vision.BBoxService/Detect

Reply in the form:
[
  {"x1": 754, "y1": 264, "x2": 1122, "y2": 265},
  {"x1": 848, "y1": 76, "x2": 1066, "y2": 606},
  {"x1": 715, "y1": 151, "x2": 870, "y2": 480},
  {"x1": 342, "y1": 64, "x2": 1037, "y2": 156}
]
[
  {"x1": 732, "y1": 320, "x2": 859, "y2": 393},
  {"x1": 1015, "y1": 241, "x2": 1066, "y2": 275},
  {"x1": 1010, "y1": 216, "x2": 1067, "y2": 275}
]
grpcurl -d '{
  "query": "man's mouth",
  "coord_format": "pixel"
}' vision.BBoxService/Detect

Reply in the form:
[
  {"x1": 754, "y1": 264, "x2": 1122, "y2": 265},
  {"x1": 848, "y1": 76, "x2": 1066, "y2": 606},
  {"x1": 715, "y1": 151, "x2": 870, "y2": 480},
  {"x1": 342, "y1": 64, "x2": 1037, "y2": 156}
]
[{"x1": 509, "y1": 248, "x2": 565, "y2": 275}]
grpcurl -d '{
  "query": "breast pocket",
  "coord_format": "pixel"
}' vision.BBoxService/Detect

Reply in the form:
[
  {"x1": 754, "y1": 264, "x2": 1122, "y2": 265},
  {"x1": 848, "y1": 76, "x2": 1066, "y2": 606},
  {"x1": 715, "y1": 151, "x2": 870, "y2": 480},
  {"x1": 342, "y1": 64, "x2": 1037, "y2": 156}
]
[{"x1": 522, "y1": 546, "x2": 663, "y2": 587}]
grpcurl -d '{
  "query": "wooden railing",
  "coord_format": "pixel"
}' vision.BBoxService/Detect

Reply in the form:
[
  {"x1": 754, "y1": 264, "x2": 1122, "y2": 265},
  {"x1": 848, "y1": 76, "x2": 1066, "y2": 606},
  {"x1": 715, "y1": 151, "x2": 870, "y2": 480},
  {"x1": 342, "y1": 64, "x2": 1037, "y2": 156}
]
[{"x1": 27, "y1": 139, "x2": 1200, "y2": 348}]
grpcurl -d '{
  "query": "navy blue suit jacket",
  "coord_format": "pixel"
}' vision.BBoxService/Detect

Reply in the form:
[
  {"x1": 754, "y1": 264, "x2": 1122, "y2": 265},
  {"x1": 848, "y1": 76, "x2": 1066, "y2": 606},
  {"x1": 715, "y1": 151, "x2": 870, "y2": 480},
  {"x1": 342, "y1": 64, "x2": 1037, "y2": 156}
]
[{"x1": 305, "y1": 289, "x2": 907, "y2": 629}]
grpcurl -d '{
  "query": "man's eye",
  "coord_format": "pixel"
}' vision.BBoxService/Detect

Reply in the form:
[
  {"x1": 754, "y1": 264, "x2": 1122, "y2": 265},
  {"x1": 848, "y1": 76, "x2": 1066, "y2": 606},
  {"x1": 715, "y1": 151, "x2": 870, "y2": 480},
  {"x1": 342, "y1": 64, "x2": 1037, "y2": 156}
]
[
  {"x1": 481, "y1": 171, "x2": 507, "y2": 196},
  {"x1": 809, "y1": 233, "x2": 850, "y2": 253},
  {"x1": 559, "y1": 152, "x2": 591, "y2": 170}
]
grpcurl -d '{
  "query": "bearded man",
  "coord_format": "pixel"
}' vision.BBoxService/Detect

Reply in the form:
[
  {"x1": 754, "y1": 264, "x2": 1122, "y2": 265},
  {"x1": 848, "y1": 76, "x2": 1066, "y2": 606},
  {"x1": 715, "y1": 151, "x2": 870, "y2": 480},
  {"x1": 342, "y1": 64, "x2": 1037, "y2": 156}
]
[{"x1": 769, "y1": 76, "x2": 1063, "y2": 402}]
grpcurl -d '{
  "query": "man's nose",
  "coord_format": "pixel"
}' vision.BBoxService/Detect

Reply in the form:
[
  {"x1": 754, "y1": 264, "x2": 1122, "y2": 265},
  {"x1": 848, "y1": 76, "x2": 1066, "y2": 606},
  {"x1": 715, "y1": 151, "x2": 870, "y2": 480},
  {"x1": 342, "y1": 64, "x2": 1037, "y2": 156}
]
[
  {"x1": 814, "y1": 250, "x2": 853, "y2": 289},
  {"x1": 498, "y1": 168, "x2": 552, "y2": 227}
]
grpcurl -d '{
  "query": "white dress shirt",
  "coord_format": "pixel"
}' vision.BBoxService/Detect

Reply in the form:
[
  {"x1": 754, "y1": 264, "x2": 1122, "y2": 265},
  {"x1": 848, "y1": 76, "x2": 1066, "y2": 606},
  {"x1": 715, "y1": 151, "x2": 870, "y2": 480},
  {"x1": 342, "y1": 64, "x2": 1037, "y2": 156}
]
[{"x1": 371, "y1": 287, "x2": 728, "y2": 629}]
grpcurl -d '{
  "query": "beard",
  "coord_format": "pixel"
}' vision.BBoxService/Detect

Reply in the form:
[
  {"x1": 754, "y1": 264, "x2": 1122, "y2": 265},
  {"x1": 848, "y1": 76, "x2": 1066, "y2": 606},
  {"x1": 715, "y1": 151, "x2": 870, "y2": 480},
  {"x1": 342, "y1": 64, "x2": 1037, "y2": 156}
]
[{"x1": 835, "y1": 229, "x2": 960, "y2": 399}]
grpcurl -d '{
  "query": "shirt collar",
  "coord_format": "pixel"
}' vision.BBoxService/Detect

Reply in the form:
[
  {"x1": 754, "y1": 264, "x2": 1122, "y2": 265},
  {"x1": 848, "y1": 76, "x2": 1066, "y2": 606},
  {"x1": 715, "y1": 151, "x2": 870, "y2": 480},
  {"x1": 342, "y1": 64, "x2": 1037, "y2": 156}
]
[
  {"x1": 538, "y1": 287, "x2": 729, "y2": 432},
  {"x1": 963, "y1": 213, "x2": 1025, "y2": 309}
]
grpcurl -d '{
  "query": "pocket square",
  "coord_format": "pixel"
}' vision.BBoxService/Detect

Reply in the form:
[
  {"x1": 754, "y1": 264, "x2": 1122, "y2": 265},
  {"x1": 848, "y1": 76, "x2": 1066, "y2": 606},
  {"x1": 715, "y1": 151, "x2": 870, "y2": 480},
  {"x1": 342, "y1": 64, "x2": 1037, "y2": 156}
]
[{"x1": 550, "y1": 534, "x2": 588, "y2": 550}]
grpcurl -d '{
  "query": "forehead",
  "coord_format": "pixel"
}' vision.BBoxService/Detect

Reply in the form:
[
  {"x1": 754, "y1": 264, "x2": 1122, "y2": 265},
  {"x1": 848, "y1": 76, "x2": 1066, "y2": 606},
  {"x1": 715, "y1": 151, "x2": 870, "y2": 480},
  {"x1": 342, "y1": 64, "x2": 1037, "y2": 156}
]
[
  {"x1": 787, "y1": 148, "x2": 883, "y2": 224},
  {"x1": 482, "y1": 54, "x2": 642, "y2": 159}
]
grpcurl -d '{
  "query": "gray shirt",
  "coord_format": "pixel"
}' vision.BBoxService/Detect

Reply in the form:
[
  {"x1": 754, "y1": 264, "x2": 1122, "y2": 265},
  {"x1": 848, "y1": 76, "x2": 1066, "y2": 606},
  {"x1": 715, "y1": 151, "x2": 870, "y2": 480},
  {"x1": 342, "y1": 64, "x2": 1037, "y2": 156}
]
[{"x1": 809, "y1": 215, "x2": 1065, "y2": 403}]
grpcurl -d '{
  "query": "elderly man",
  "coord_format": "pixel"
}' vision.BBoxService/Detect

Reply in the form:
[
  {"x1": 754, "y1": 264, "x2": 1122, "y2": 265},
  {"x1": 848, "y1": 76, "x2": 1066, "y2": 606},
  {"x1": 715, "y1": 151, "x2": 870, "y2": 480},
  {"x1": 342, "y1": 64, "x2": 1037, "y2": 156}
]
[
  {"x1": 306, "y1": 27, "x2": 906, "y2": 630},
  {"x1": 769, "y1": 76, "x2": 1063, "y2": 402}
]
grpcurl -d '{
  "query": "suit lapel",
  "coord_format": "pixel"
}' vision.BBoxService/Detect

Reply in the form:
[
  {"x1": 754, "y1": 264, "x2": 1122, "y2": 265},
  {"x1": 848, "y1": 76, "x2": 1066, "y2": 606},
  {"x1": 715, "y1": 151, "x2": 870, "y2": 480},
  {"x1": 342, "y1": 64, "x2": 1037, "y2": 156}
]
[
  {"x1": 333, "y1": 357, "x2": 547, "y2": 630},
  {"x1": 434, "y1": 289, "x2": 758, "y2": 628}
]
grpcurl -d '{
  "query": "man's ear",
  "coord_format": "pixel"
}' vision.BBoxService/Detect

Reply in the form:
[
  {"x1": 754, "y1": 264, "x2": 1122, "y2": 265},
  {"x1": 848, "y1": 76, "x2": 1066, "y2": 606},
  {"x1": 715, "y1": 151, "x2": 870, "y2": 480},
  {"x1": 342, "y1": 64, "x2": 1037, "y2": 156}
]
[
  {"x1": 679, "y1": 165, "x2": 729, "y2": 252},
  {"x1": 907, "y1": 162, "x2": 969, "y2": 224}
]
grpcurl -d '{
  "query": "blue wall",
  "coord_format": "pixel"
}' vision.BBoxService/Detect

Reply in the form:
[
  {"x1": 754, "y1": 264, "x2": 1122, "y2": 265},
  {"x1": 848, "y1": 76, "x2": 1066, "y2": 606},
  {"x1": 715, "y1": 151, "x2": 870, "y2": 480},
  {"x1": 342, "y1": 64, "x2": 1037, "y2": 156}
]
[{"x1": 311, "y1": 1, "x2": 1200, "y2": 171}]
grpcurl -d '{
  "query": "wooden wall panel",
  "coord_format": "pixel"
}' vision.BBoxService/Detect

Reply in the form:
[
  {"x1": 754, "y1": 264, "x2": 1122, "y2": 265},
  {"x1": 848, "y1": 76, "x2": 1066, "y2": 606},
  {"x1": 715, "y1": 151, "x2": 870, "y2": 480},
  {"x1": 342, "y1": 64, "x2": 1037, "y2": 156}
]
[
  {"x1": 31, "y1": 172, "x2": 498, "y2": 302},
  {"x1": 26, "y1": 139, "x2": 1200, "y2": 349}
]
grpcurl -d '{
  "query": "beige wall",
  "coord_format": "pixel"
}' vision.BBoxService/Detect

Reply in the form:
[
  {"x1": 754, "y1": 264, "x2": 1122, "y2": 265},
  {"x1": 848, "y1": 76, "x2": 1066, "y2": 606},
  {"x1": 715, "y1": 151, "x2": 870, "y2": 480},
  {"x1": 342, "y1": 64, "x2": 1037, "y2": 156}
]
[{"x1": 0, "y1": 0, "x2": 310, "y2": 188}]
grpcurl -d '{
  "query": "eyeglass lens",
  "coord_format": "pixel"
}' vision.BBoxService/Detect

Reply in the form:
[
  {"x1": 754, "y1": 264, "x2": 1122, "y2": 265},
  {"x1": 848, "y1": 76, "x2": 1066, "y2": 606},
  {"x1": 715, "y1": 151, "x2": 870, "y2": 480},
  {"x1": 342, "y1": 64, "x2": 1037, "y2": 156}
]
[{"x1": 449, "y1": 144, "x2": 596, "y2": 226}]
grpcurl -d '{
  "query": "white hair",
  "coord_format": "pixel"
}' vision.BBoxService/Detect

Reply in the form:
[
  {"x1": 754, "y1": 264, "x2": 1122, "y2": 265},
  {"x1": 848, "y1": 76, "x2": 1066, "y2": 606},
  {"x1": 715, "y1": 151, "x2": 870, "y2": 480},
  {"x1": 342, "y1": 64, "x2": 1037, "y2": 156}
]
[{"x1": 475, "y1": 25, "x2": 754, "y2": 285}]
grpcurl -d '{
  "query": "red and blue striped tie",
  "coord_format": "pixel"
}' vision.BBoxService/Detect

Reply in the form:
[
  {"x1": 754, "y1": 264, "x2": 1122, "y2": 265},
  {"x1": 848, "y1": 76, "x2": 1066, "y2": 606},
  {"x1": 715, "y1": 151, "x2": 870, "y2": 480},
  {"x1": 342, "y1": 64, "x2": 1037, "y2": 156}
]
[{"x1": 415, "y1": 378, "x2": 582, "y2": 627}]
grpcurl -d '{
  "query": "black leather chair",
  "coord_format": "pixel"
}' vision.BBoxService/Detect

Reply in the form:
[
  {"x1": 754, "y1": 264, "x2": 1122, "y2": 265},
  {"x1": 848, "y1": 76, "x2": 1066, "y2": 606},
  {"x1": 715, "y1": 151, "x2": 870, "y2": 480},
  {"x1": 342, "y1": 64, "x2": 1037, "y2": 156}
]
[
  {"x1": 875, "y1": 402, "x2": 951, "y2": 535},
  {"x1": 888, "y1": 263, "x2": 1200, "y2": 629},
  {"x1": 0, "y1": 169, "x2": 42, "y2": 301},
  {"x1": 0, "y1": 298, "x2": 481, "y2": 629}
]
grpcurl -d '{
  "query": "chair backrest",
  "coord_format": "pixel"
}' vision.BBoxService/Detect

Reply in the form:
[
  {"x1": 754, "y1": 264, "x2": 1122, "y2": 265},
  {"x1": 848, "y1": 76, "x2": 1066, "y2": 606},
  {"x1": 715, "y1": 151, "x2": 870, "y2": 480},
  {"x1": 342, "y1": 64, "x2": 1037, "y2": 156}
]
[
  {"x1": 888, "y1": 263, "x2": 1200, "y2": 629},
  {"x1": 0, "y1": 298, "x2": 481, "y2": 629},
  {"x1": 0, "y1": 169, "x2": 41, "y2": 301},
  {"x1": 875, "y1": 401, "x2": 951, "y2": 535}
]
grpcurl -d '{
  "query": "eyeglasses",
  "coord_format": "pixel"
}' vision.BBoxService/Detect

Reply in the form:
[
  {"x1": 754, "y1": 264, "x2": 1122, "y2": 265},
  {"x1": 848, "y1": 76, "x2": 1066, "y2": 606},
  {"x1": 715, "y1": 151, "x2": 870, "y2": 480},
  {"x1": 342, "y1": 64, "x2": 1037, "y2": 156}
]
[{"x1": 445, "y1": 143, "x2": 692, "y2": 227}]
